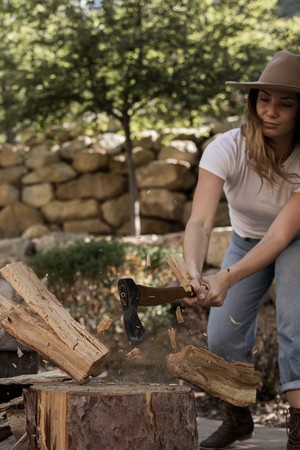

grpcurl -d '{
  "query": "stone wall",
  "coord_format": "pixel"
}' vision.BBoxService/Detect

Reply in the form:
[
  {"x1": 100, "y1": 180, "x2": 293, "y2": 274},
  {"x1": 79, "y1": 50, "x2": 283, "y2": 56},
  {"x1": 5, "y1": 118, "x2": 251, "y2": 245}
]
[{"x1": 0, "y1": 124, "x2": 231, "y2": 239}]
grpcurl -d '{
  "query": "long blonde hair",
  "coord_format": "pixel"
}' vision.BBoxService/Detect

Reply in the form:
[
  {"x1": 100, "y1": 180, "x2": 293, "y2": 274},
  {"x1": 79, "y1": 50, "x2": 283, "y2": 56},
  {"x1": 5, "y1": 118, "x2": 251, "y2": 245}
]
[{"x1": 241, "y1": 89, "x2": 300, "y2": 187}]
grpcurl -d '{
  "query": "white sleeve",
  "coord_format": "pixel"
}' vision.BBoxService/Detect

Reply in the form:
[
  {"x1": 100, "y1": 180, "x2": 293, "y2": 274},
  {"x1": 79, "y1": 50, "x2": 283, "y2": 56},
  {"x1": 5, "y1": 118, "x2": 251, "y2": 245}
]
[{"x1": 199, "y1": 130, "x2": 239, "y2": 181}]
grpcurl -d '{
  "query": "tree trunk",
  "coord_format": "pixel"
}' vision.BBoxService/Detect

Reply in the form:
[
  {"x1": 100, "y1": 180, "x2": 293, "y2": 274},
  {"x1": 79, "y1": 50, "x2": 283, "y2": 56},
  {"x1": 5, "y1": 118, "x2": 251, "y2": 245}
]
[
  {"x1": 122, "y1": 112, "x2": 141, "y2": 237},
  {"x1": 24, "y1": 382, "x2": 198, "y2": 450}
]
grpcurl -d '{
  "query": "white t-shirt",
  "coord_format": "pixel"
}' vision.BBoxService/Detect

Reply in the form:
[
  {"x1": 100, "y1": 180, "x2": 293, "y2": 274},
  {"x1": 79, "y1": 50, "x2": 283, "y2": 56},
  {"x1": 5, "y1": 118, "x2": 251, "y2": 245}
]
[{"x1": 200, "y1": 128, "x2": 300, "y2": 239}]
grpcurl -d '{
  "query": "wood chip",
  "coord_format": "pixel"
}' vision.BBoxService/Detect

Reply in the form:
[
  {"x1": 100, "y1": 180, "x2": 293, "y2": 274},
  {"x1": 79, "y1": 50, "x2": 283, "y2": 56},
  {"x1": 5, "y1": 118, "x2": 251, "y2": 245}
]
[
  {"x1": 96, "y1": 317, "x2": 113, "y2": 337},
  {"x1": 126, "y1": 348, "x2": 142, "y2": 361},
  {"x1": 16, "y1": 348, "x2": 23, "y2": 359},
  {"x1": 168, "y1": 327, "x2": 177, "y2": 351},
  {"x1": 175, "y1": 306, "x2": 184, "y2": 324}
]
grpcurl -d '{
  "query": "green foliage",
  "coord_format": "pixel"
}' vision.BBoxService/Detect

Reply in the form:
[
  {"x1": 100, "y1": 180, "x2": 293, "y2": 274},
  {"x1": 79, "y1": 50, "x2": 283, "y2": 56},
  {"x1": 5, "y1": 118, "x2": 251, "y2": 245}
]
[
  {"x1": 29, "y1": 238, "x2": 127, "y2": 285},
  {"x1": 28, "y1": 237, "x2": 180, "y2": 286},
  {"x1": 1, "y1": 0, "x2": 300, "y2": 138}
]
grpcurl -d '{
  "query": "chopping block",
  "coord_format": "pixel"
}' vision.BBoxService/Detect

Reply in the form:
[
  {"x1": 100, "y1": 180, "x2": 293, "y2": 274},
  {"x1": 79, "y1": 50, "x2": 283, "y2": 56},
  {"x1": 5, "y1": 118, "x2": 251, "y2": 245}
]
[{"x1": 24, "y1": 381, "x2": 198, "y2": 450}]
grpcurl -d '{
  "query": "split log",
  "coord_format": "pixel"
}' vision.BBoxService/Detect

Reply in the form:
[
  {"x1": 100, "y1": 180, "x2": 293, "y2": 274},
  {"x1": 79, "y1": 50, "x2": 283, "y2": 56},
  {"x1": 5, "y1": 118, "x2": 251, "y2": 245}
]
[
  {"x1": 166, "y1": 345, "x2": 261, "y2": 407},
  {"x1": 0, "y1": 370, "x2": 71, "y2": 387},
  {"x1": 0, "y1": 262, "x2": 109, "y2": 384},
  {"x1": 167, "y1": 254, "x2": 193, "y2": 293},
  {"x1": 23, "y1": 382, "x2": 198, "y2": 450}
]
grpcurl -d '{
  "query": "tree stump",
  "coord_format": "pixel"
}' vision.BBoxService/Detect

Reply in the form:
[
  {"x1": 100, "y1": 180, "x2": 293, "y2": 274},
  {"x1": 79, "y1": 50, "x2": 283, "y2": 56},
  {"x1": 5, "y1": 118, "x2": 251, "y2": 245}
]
[{"x1": 23, "y1": 382, "x2": 198, "y2": 450}]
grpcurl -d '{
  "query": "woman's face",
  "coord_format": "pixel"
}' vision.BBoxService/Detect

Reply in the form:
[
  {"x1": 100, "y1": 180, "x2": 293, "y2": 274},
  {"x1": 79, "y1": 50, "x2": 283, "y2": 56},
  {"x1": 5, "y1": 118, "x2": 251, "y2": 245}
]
[{"x1": 256, "y1": 89, "x2": 300, "y2": 142}]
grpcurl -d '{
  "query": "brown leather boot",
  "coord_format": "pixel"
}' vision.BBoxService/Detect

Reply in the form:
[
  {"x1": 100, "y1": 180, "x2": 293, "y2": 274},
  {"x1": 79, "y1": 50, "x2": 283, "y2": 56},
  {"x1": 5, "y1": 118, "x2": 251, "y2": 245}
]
[
  {"x1": 286, "y1": 407, "x2": 300, "y2": 450},
  {"x1": 200, "y1": 404, "x2": 254, "y2": 449}
]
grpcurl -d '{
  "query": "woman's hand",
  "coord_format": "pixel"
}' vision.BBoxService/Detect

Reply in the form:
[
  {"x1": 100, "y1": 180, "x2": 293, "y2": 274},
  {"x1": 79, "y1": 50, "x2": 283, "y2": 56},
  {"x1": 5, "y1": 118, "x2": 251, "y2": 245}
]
[
  {"x1": 185, "y1": 269, "x2": 230, "y2": 307},
  {"x1": 201, "y1": 269, "x2": 231, "y2": 307},
  {"x1": 184, "y1": 278, "x2": 208, "y2": 305}
]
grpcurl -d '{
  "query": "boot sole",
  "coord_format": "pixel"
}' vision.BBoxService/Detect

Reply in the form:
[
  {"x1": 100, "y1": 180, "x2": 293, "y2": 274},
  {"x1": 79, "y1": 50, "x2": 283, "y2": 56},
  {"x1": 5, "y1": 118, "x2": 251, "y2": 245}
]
[{"x1": 199, "y1": 432, "x2": 254, "y2": 449}]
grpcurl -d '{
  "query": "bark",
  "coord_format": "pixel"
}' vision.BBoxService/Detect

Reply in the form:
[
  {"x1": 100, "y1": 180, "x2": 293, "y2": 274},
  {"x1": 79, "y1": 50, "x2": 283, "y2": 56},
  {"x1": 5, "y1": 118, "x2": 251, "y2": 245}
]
[{"x1": 24, "y1": 382, "x2": 198, "y2": 450}]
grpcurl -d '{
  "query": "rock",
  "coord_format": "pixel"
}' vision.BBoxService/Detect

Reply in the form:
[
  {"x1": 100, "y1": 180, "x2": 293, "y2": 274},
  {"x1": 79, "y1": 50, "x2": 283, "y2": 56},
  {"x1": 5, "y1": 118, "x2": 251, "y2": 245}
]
[
  {"x1": 133, "y1": 147, "x2": 156, "y2": 167},
  {"x1": 0, "y1": 183, "x2": 19, "y2": 206},
  {"x1": 72, "y1": 151, "x2": 109, "y2": 173},
  {"x1": 108, "y1": 154, "x2": 127, "y2": 174},
  {"x1": 137, "y1": 160, "x2": 196, "y2": 191},
  {"x1": 41, "y1": 199, "x2": 100, "y2": 223},
  {"x1": 213, "y1": 201, "x2": 230, "y2": 227},
  {"x1": 24, "y1": 146, "x2": 60, "y2": 169},
  {"x1": 141, "y1": 219, "x2": 180, "y2": 235},
  {"x1": 22, "y1": 183, "x2": 54, "y2": 207},
  {"x1": 63, "y1": 219, "x2": 111, "y2": 234},
  {"x1": 95, "y1": 133, "x2": 125, "y2": 154},
  {"x1": 22, "y1": 162, "x2": 77, "y2": 184},
  {"x1": 0, "y1": 166, "x2": 28, "y2": 185},
  {"x1": 56, "y1": 173, "x2": 127, "y2": 201},
  {"x1": 159, "y1": 140, "x2": 199, "y2": 166},
  {"x1": 207, "y1": 227, "x2": 232, "y2": 267},
  {"x1": 0, "y1": 126, "x2": 231, "y2": 237},
  {"x1": 22, "y1": 223, "x2": 51, "y2": 239},
  {"x1": 0, "y1": 203, "x2": 44, "y2": 236},
  {"x1": 140, "y1": 189, "x2": 187, "y2": 221},
  {"x1": 0, "y1": 144, "x2": 25, "y2": 167},
  {"x1": 102, "y1": 193, "x2": 130, "y2": 228},
  {"x1": 59, "y1": 138, "x2": 91, "y2": 159}
]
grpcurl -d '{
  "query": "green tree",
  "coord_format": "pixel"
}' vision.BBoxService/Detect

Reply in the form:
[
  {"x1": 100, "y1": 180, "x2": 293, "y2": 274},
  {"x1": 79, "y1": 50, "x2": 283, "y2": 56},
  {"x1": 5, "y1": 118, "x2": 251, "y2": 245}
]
[{"x1": 1, "y1": 0, "x2": 300, "y2": 233}]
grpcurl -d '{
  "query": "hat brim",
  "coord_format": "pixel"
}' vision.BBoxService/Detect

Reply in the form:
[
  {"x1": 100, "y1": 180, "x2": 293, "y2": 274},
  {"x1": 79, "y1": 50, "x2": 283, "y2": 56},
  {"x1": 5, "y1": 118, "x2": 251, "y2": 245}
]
[{"x1": 225, "y1": 81, "x2": 300, "y2": 93}]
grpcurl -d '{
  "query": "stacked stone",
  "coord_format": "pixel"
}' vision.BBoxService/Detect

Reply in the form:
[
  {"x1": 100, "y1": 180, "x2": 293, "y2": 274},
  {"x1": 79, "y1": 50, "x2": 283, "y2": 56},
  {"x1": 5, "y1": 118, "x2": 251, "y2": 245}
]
[{"x1": 0, "y1": 126, "x2": 230, "y2": 238}]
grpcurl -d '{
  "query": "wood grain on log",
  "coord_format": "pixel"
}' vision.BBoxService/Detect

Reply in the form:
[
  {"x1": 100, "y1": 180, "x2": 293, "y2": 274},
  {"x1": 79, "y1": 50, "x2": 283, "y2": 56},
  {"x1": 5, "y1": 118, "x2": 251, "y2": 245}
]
[
  {"x1": 0, "y1": 370, "x2": 71, "y2": 386},
  {"x1": 167, "y1": 254, "x2": 193, "y2": 293},
  {"x1": 0, "y1": 262, "x2": 109, "y2": 384},
  {"x1": 166, "y1": 345, "x2": 261, "y2": 407},
  {"x1": 24, "y1": 382, "x2": 198, "y2": 450}
]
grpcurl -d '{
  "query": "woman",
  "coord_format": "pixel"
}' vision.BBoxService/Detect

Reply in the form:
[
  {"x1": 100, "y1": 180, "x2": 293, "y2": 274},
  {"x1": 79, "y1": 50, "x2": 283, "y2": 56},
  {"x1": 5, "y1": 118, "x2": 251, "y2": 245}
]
[{"x1": 183, "y1": 50, "x2": 300, "y2": 450}]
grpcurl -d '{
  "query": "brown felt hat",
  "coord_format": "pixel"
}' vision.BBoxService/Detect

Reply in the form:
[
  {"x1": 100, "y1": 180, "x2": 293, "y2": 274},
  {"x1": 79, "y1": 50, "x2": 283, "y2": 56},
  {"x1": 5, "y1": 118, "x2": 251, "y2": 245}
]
[{"x1": 226, "y1": 51, "x2": 300, "y2": 93}]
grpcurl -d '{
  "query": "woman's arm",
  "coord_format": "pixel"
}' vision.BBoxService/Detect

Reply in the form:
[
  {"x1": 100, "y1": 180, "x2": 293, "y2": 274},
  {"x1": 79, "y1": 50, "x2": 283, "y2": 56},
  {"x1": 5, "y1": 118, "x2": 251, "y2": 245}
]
[
  {"x1": 183, "y1": 168, "x2": 225, "y2": 300},
  {"x1": 202, "y1": 191, "x2": 300, "y2": 307}
]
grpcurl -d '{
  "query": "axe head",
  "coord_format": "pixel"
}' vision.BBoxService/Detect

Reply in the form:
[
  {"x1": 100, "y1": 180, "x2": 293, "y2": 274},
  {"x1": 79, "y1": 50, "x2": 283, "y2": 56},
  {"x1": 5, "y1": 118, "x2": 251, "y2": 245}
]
[{"x1": 118, "y1": 278, "x2": 147, "y2": 346}]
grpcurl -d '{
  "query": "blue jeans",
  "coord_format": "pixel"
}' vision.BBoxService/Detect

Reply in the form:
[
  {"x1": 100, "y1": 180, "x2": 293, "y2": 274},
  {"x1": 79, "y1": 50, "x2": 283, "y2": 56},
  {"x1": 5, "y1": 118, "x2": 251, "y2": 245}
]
[{"x1": 207, "y1": 230, "x2": 300, "y2": 393}]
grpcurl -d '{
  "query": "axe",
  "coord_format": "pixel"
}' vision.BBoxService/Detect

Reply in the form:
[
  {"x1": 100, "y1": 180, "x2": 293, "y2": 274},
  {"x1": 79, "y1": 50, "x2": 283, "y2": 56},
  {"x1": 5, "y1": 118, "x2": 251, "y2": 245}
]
[{"x1": 118, "y1": 278, "x2": 195, "y2": 346}]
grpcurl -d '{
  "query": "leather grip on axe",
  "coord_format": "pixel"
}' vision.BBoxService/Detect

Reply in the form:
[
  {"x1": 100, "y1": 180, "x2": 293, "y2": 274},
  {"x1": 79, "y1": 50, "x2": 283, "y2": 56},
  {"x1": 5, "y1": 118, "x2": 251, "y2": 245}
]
[{"x1": 118, "y1": 278, "x2": 195, "y2": 346}]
